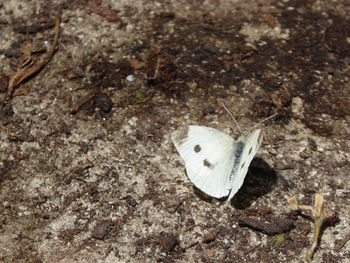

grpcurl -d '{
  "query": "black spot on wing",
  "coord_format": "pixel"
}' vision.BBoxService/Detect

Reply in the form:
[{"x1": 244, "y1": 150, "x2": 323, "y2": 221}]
[
  {"x1": 249, "y1": 147, "x2": 252, "y2": 154},
  {"x1": 203, "y1": 159, "x2": 211, "y2": 168},
  {"x1": 241, "y1": 161, "x2": 246, "y2": 169},
  {"x1": 194, "y1": 144, "x2": 201, "y2": 153}
]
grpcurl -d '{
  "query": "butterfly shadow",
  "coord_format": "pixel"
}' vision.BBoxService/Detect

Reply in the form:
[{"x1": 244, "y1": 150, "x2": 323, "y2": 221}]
[{"x1": 230, "y1": 157, "x2": 278, "y2": 209}]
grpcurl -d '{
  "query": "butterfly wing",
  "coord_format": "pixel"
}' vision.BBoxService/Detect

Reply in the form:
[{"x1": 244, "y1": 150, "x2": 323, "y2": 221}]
[
  {"x1": 172, "y1": 125, "x2": 236, "y2": 199},
  {"x1": 227, "y1": 129, "x2": 262, "y2": 200}
]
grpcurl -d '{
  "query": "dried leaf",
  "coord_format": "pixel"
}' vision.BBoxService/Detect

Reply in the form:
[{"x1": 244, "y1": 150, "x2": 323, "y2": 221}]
[
  {"x1": 313, "y1": 190, "x2": 326, "y2": 219},
  {"x1": 288, "y1": 196, "x2": 299, "y2": 210}
]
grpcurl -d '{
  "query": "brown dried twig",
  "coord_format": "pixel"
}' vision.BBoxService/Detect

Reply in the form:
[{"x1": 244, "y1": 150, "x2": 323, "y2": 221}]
[
  {"x1": 90, "y1": 0, "x2": 124, "y2": 27},
  {"x1": 334, "y1": 232, "x2": 350, "y2": 252},
  {"x1": 6, "y1": 9, "x2": 61, "y2": 98},
  {"x1": 70, "y1": 92, "x2": 97, "y2": 114}
]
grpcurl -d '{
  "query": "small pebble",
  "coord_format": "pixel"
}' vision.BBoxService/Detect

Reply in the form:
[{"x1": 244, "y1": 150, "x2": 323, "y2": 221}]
[
  {"x1": 126, "y1": 75, "x2": 135, "y2": 82},
  {"x1": 95, "y1": 93, "x2": 113, "y2": 113}
]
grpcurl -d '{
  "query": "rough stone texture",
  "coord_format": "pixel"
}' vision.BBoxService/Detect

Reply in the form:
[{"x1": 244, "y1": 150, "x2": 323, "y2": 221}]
[{"x1": 0, "y1": 0, "x2": 349, "y2": 262}]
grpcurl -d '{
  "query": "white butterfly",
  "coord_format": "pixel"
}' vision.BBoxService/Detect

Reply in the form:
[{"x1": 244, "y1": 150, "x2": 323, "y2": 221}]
[{"x1": 171, "y1": 125, "x2": 263, "y2": 200}]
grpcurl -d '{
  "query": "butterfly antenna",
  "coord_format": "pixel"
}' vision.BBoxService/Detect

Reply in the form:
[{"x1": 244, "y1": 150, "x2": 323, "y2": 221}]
[
  {"x1": 248, "y1": 113, "x2": 278, "y2": 132},
  {"x1": 222, "y1": 104, "x2": 242, "y2": 135}
]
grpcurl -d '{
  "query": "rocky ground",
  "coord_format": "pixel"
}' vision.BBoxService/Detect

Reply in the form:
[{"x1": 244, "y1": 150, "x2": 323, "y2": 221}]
[{"x1": 0, "y1": 0, "x2": 349, "y2": 262}]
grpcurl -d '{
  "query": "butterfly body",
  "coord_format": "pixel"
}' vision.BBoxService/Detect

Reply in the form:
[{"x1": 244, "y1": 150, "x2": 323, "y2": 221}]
[
  {"x1": 229, "y1": 140, "x2": 245, "y2": 184},
  {"x1": 172, "y1": 125, "x2": 262, "y2": 200}
]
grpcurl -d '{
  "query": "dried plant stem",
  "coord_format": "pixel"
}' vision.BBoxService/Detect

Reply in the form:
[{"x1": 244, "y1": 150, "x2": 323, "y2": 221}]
[
  {"x1": 288, "y1": 190, "x2": 329, "y2": 262},
  {"x1": 306, "y1": 210, "x2": 324, "y2": 262}
]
